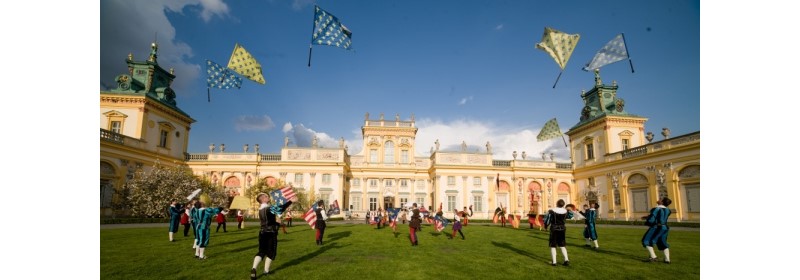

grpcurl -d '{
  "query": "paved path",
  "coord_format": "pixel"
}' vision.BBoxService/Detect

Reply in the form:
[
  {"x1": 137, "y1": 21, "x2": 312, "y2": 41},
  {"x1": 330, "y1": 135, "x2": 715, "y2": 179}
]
[{"x1": 101, "y1": 221, "x2": 699, "y2": 231}]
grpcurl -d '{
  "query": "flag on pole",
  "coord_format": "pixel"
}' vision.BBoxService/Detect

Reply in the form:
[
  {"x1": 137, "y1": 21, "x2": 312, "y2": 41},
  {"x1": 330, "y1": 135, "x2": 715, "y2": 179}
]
[
  {"x1": 388, "y1": 208, "x2": 401, "y2": 229},
  {"x1": 535, "y1": 27, "x2": 580, "y2": 71},
  {"x1": 535, "y1": 27, "x2": 580, "y2": 88},
  {"x1": 434, "y1": 215, "x2": 449, "y2": 232},
  {"x1": 583, "y1": 33, "x2": 631, "y2": 71},
  {"x1": 327, "y1": 200, "x2": 340, "y2": 216},
  {"x1": 206, "y1": 60, "x2": 242, "y2": 89},
  {"x1": 303, "y1": 203, "x2": 319, "y2": 229},
  {"x1": 227, "y1": 43, "x2": 266, "y2": 85},
  {"x1": 496, "y1": 173, "x2": 500, "y2": 191},
  {"x1": 537, "y1": 118, "x2": 563, "y2": 142},
  {"x1": 311, "y1": 5, "x2": 353, "y2": 50}
]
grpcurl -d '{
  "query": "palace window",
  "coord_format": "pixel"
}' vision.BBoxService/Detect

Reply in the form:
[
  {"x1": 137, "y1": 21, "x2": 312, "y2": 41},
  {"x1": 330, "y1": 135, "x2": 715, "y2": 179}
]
[
  {"x1": 416, "y1": 197, "x2": 425, "y2": 207},
  {"x1": 294, "y1": 173, "x2": 303, "y2": 184},
  {"x1": 447, "y1": 195, "x2": 457, "y2": 211},
  {"x1": 159, "y1": 130, "x2": 169, "y2": 148},
  {"x1": 369, "y1": 197, "x2": 378, "y2": 211},
  {"x1": 350, "y1": 195, "x2": 361, "y2": 211},
  {"x1": 447, "y1": 176, "x2": 456, "y2": 186},
  {"x1": 586, "y1": 143, "x2": 595, "y2": 160},
  {"x1": 473, "y1": 177, "x2": 481, "y2": 186},
  {"x1": 473, "y1": 195, "x2": 483, "y2": 212},
  {"x1": 384, "y1": 141, "x2": 395, "y2": 163},
  {"x1": 370, "y1": 179, "x2": 378, "y2": 188},
  {"x1": 622, "y1": 139, "x2": 630, "y2": 150},
  {"x1": 685, "y1": 184, "x2": 700, "y2": 212},
  {"x1": 110, "y1": 121, "x2": 121, "y2": 134},
  {"x1": 322, "y1": 174, "x2": 331, "y2": 184},
  {"x1": 400, "y1": 197, "x2": 408, "y2": 207},
  {"x1": 416, "y1": 180, "x2": 425, "y2": 189},
  {"x1": 352, "y1": 179, "x2": 360, "y2": 187},
  {"x1": 632, "y1": 189, "x2": 649, "y2": 212},
  {"x1": 401, "y1": 150, "x2": 409, "y2": 164},
  {"x1": 400, "y1": 179, "x2": 408, "y2": 188},
  {"x1": 385, "y1": 179, "x2": 393, "y2": 188}
]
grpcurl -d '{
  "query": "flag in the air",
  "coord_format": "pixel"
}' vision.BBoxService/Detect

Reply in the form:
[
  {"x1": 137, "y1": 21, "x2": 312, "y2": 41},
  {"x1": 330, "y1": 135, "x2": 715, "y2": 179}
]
[
  {"x1": 227, "y1": 43, "x2": 266, "y2": 85},
  {"x1": 303, "y1": 203, "x2": 319, "y2": 229},
  {"x1": 434, "y1": 215, "x2": 449, "y2": 232},
  {"x1": 311, "y1": 5, "x2": 353, "y2": 50},
  {"x1": 269, "y1": 186, "x2": 296, "y2": 215},
  {"x1": 583, "y1": 34, "x2": 630, "y2": 71},
  {"x1": 535, "y1": 27, "x2": 580, "y2": 70},
  {"x1": 206, "y1": 60, "x2": 242, "y2": 89},
  {"x1": 327, "y1": 200, "x2": 340, "y2": 216},
  {"x1": 537, "y1": 118, "x2": 563, "y2": 142},
  {"x1": 388, "y1": 208, "x2": 401, "y2": 229},
  {"x1": 510, "y1": 214, "x2": 520, "y2": 228}
]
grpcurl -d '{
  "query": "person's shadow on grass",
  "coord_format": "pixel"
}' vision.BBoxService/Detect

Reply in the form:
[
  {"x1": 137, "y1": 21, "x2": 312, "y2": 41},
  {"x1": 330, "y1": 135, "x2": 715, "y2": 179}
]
[
  {"x1": 491, "y1": 241, "x2": 550, "y2": 263},
  {"x1": 270, "y1": 242, "x2": 345, "y2": 274},
  {"x1": 326, "y1": 231, "x2": 351, "y2": 242}
]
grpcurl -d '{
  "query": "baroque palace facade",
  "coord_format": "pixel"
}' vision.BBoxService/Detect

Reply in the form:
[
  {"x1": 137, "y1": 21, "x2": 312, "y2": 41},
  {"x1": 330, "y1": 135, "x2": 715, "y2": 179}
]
[{"x1": 100, "y1": 45, "x2": 700, "y2": 221}]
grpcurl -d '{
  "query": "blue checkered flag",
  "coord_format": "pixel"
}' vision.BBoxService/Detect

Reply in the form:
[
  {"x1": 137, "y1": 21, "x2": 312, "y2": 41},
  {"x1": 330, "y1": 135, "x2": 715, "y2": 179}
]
[
  {"x1": 206, "y1": 60, "x2": 242, "y2": 89},
  {"x1": 583, "y1": 33, "x2": 634, "y2": 73},
  {"x1": 308, "y1": 5, "x2": 352, "y2": 67}
]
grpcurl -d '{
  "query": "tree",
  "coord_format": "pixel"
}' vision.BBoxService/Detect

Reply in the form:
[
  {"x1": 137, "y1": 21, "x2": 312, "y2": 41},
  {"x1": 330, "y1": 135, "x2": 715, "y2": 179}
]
[{"x1": 121, "y1": 164, "x2": 227, "y2": 217}]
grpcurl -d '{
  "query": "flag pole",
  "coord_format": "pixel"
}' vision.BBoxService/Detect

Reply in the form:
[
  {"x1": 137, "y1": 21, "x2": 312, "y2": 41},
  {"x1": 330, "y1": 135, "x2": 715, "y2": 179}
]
[
  {"x1": 307, "y1": 6, "x2": 318, "y2": 67},
  {"x1": 207, "y1": 88, "x2": 211, "y2": 102},
  {"x1": 621, "y1": 33, "x2": 634, "y2": 73},
  {"x1": 561, "y1": 134, "x2": 568, "y2": 147},
  {"x1": 552, "y1": 71, "x2": 563, "y2": 89}
]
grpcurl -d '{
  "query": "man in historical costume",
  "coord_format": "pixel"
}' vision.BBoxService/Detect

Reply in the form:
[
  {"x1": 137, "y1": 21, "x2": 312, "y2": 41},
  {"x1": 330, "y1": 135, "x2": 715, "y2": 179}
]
[
  {"x1": 642, "y1": 197, "x2": 673, "y2": 264},
  {"x1": 195, "y1": 202, "x2": 222, "y2": 259},
  {"x1": 409, "y1": 203, "x2": 422, "y2": 246},
  {"x1": 583, "y1": 203, "x2": 600, "y2": 249},
  {"x1": 315, "y1": 200, "x2": 329, "y2": 245},
  {"x1": 168, "y1": 201, "x2": 183, "y2": 242},
  {"x1": 544, "y1": 199, "x2": 573, "y2": 266},
  {"x1": 251, "y1": 193, "x2": 296, "y2": 279},
  {"x1": 460, "y1": 206, "x2": 473, "y2": 226}
]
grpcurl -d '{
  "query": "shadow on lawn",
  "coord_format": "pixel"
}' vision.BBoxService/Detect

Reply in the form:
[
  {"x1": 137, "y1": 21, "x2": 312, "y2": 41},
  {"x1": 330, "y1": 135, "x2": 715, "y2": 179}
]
[
  {"x1": 272, "y1": 242, "x2": 345, "y2": 273},
  {"x1": 491, "y1": 241, "x2": 550, "y2": 263},
  {"x1": 326, "y1": 231, "x2": 351, "y2": 242}
]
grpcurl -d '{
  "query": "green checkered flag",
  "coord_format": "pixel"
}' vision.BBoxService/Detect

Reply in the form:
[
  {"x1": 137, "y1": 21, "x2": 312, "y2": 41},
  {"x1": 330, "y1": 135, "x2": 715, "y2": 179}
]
[{"x1": 537, "y1": 118, "x2": 563, "y2": 142}]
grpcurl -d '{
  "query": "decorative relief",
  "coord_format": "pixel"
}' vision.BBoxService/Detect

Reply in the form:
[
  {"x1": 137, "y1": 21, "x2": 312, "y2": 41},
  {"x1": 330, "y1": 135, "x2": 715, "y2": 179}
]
[
  {"x1": 318, "y1": 151, "x2": 339, "y2": 160},
  {"x1": 679, "y1": 165, "x2": 700, "y2": 179},
  {"x1": 288, "y1": 150, "x2": 311, "y2": 160},
  {"x1": 441, "y1": 155, "x2": 461, "y2": 163},
  {"x1": 466, "y1": 155, "x2": 486, "y2": 164},
  {"x1": 627, "y1": 174, "x2": 648, "y2": 185}
]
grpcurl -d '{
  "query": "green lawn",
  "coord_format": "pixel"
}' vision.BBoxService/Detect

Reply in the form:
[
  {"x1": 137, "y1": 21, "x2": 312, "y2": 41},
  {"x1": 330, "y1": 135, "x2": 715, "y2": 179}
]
[{"x1": 101, "y1": 223, "x2": 699, "y2": 279}]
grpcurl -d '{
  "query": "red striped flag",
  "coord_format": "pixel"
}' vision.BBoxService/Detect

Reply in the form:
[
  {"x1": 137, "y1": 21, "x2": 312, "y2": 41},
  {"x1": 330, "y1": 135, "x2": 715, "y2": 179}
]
[
  {"x1": 303, "y1": 204, "x2": 318, "y2": 229},
  {"x1": 279, "y1": 186, "x2": 296, "y2": 200}
]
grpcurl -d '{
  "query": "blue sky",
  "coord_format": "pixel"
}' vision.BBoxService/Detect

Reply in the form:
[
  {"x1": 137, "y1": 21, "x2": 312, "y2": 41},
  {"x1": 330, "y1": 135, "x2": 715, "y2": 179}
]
[{"x1": 100, "y1": 0, "x2": 699, "y2": 160}]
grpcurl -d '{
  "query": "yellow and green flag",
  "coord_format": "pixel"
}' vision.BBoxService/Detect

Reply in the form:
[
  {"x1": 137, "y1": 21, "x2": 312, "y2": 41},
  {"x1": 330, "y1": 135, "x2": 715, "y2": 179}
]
[
  {"x1": 535, "y1": 27, "x2": 580, "y2": 70},
  {"x1": 227, "y1": 43, "x2": 265, "y2": 85},
  {"x1": 537, "y1": 118, "x2": 563, "y2": 142}
]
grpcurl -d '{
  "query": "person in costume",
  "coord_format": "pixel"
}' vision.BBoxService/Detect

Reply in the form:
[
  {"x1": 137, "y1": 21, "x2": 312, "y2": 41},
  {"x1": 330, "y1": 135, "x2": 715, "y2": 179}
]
[
  {"x1": 409, "y1": 203, "x2": 422, "y2": 246},
  {"x1": 168, "y1": 201, "x2": 183, "y2": 242},
  {"x1": 181, "y1": 208, "x2": 191, "y2": 237},
  {"x1": 315, "y1": 200, "x2": 329, "y2": 245},
  {"x1": 237, "y1": 210, "x2": 244, "y2": 230},
  {"x1": 195, "y1": 202, "x2": 222, "y2": 259},
  {"x1": 449, "y1": 208, "x2": 466, "y2": 240},
  {"x1": 250, "y1": 192, "x2": 296, "y2": 279},
  {"x1": 460, "y1": 206, "x2": 473, "y2": 226},
  {"x1": 500, "y1": 206, "x2": 507, "y2": 227},
  {"x1": 216, "y1": 208, "x2": 230, "y2": 233},
  {"x1": 642, "y1": 197, "x2": 673, "y2": 263},
  {"x1": 285, "y1": 210, "x2": 293, "y2": 227},
  {"x1": 544, "y1": 199, "x2": 573, "y2": 266},
  {"x1": 189, "y1": 200, "x2": 200, "y2": 249},
  {"x1": 376, "y1": 208, "x2": 384, "y2": 229},
  {"x1": 583, "y1": 202, "x2": 599, "y2": 249}
]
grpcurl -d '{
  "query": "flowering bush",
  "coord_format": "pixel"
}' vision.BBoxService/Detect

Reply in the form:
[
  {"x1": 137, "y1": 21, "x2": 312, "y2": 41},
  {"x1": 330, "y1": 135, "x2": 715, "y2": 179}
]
[{"x1": 121, "y1": 164, "x2": 227, "y2": 218}]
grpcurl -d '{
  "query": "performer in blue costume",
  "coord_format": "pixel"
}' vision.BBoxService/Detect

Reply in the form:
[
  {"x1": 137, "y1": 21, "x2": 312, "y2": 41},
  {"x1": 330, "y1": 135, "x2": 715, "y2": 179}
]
[
  {"x1": 189, "y1": 200, "x2": 200, "y2": 249},
  {"x1": 194, "y1": 201, "x2": 221, "y2": 260},
  {"x1": 544, "y1": 199, "x2": 573, "y2": 266},
  {"x1": 168, "y1": 200, "x2": 183, "y2": 242},
  {"x1": 583, "y1": 202, "x2": 599, "y2": 249},
  {"x1": 642, "y1": 197, "x2": 673, "y2": 263}
]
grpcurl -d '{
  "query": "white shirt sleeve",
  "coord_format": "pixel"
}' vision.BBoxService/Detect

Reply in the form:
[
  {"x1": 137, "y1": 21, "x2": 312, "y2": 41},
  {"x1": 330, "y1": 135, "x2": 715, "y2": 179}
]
[{"x1": 321, "y1": 209, "x2": 329, "y2": 221}]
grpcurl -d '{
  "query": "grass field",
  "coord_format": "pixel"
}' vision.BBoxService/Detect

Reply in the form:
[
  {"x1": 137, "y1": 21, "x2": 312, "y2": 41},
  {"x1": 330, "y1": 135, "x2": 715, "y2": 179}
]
[{"x1": 101, "y1": 223, "x2": 699, "y2": 279}]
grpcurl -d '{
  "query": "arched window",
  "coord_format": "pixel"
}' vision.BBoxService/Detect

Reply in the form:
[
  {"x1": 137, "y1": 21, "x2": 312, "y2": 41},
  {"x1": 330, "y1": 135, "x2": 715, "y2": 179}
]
[{"x1": 384, "y1": 141, "x2": 394, "y2": 163}]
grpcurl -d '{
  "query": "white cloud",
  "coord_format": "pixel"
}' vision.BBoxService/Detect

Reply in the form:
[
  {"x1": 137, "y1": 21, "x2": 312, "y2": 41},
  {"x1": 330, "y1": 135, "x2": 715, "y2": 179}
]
[
  {"x1": 101, "y1": 0, "x2": 231, "y2": 95},
  {"x1": 495, "y1": 24, "x2": 504, "y2": 30},
  {"x1": 283, "y1": 123, "x2": 341, "y2": 148},
  {"x1": 282, "y1": 122, "x2": 293, "y2": 133},
  {"x1": 291, "y1": 0, "x2": 315, "y2": 11},
  {"x1": 414, "y1": 118, "x2": 570, "y2": 161},
  {"x1": 234, "y1": 115, "x2": 275, "y2": 132},
  {"x1": 458, "y1": 96, "x2": 473, "y2": 106}
]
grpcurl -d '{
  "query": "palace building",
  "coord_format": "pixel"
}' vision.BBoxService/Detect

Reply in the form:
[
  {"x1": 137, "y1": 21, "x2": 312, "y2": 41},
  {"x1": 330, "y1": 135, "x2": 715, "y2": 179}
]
[{"x1": 101, "y1": 45, "x2": 699, "y2": 222}]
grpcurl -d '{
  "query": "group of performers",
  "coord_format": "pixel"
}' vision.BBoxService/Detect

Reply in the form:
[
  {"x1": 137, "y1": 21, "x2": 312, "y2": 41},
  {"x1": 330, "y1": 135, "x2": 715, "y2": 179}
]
[{"x1": 166, "y1": 192, "x2": 674, "y2": 278}]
